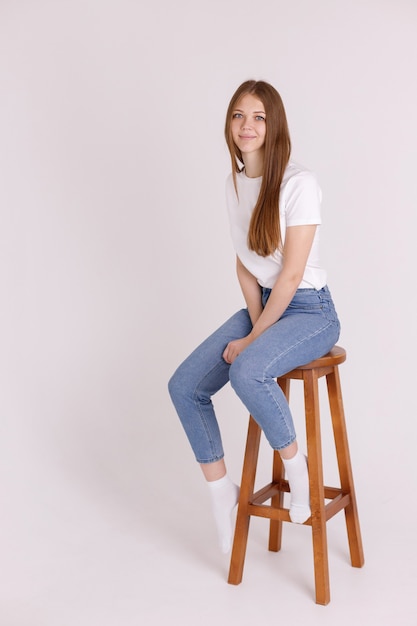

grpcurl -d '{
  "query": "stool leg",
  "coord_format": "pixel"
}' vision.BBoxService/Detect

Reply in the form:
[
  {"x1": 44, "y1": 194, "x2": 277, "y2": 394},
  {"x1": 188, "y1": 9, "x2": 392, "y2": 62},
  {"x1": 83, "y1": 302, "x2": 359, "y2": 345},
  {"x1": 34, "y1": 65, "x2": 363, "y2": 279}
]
[
  {"x1": 268, "y1": 450, "x2": 285, "y2": 551},
  {"x1": 269, "y1": 378, "x2": 290, "y2": 552},
  {"x1": 228, "y1": 416, "x2": 261, "y2": 585},
  {"x1": 304, "y1": 369, "x2": 330, "y2": 605},
  {"x1": 326, "y1": 367, "x2": 365, "y2": 568}
]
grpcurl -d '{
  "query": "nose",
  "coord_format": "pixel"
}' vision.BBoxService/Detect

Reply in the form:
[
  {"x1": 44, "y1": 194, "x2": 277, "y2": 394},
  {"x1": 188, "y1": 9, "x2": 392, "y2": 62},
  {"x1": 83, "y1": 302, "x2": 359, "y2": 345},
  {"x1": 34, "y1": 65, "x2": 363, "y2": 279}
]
[{"x1": 240, "y1": 116, "x2": 252, "y2": 130}]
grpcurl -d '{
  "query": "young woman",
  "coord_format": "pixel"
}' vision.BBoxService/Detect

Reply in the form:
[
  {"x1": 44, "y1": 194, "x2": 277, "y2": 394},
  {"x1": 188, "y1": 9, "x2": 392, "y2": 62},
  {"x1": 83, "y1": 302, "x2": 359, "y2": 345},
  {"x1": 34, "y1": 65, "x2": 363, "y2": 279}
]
[{"x1": 168, "y1": 80, "x2": 340, "y2": 554}]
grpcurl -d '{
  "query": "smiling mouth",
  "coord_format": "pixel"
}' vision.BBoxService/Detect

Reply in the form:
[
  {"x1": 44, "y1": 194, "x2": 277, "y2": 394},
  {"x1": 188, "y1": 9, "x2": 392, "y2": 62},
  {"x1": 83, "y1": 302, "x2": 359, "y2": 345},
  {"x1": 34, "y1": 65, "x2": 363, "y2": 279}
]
[{"x1": 239, "y1": 135, "x2": 256, "y2": 139}]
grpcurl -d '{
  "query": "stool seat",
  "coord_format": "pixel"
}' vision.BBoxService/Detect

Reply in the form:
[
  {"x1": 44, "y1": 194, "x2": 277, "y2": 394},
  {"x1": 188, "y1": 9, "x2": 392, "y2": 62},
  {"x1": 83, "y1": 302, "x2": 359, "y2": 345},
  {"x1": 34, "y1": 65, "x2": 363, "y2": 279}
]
[
  {"x1": 228, "y1": 345, "x2": 364, "y2": 605},
  {"x1": 293, "y1": 345, "x2": 346, "y2": 369}
]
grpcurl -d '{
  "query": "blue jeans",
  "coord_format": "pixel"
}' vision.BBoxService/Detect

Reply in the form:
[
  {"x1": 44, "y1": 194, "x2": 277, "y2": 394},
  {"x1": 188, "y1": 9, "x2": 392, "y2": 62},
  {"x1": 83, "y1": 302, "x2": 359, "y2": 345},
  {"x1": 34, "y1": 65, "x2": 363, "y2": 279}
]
[{"x1": 168, "y1": 286, "x2": 340, "y2": 463}]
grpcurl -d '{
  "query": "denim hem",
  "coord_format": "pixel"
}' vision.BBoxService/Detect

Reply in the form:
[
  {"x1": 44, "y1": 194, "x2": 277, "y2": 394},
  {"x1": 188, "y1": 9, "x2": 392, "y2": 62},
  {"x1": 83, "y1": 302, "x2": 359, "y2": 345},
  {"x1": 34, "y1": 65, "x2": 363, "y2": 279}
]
[
  {"x1": 196, "y1": 454, "x2": 225, "y2": 464},
  {"x1": 272, "y1": 436, "x2": 297, "y2": 452}
]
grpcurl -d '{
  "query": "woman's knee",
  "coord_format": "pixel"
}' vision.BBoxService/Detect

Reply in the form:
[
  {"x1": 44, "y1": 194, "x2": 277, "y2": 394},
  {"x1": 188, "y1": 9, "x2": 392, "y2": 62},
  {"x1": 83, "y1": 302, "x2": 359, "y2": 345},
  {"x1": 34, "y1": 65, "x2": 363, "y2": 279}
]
[
  {"x1": 167, "y1": 369, "x2": 180, "y2": 403},
  {"x1": 168, "y1": 364, "x2": 190, "y2": 405},
  {"x1": 168, "y1": 360, "x2": 213, "y2": 408},
  {"x1": 229, "y1": 356, "x2": 260, "y2": 397}
]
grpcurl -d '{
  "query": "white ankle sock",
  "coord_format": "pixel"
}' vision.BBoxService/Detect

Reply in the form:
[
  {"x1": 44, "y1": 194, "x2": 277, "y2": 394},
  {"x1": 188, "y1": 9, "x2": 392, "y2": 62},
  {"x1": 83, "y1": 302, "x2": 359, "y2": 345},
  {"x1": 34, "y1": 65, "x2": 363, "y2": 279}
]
[
  {"x1": 207, "y1": 474, "x2": 240, "y2": 553},
  {"x1": 282, "y1": 451, "x2": 311, "y2": 524}
]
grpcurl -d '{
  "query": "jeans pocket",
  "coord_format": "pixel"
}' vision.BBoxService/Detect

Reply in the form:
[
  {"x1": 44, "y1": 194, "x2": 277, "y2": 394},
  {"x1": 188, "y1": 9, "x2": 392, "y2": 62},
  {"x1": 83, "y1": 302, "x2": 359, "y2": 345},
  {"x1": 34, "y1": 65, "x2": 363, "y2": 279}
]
[
  {"x1": 287, "y1": 290, "x2": 323, "y2": 311},
  {"x1": 318, "y1": 289, "x2": 340, "y2": 325}
]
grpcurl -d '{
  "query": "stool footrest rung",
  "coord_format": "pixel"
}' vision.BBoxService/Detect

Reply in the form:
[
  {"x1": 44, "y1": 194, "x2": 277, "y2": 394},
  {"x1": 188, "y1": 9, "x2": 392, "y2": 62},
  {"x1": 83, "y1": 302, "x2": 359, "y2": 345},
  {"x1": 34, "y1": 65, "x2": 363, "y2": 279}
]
[
  {"x1": 248, "y1": 503, "x2": 292, "y2": 523},
  {"x1": 252, "y1": 481, "x2": 346, "y2": 505},
  {"x1": 247, "y1": 491, "x2": 351, "y2": 525},
  {"x1": 323, "y1": 493, "x2": 352, "y2": 520},
  {"x1": 252, "y1": 481, "x2": 290, "y2": 504}
]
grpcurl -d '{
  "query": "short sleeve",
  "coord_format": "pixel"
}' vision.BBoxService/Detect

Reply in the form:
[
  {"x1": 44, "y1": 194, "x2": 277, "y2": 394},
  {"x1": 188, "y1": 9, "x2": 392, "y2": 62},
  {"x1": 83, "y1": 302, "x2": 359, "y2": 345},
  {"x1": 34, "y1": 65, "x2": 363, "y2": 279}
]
[{"x1": 282, "y1": 171, "x2": 322, "y2": 226}]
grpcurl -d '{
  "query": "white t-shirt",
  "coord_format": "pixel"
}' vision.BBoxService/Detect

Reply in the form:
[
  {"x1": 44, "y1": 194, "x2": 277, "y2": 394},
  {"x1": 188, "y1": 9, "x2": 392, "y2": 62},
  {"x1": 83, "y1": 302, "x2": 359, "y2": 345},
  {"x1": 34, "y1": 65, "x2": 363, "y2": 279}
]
[{"x1": 225, "y1": 161, "x2": 327, "y2": 289}]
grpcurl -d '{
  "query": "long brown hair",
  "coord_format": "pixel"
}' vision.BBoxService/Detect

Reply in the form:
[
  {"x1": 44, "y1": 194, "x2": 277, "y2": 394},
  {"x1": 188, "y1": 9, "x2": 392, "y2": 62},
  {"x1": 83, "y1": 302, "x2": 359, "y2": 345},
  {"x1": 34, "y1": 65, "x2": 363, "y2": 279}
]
[{"x1": 225, "y1": 80, "x2": 291, "y2": 256}]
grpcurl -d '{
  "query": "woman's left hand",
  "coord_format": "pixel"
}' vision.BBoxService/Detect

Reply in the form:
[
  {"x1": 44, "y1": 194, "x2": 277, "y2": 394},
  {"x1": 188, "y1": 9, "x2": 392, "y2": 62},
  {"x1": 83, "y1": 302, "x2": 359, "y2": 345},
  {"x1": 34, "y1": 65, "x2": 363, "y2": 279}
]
[{"x1": 223, "y1": 335, "x2": 253, "y2": 364}]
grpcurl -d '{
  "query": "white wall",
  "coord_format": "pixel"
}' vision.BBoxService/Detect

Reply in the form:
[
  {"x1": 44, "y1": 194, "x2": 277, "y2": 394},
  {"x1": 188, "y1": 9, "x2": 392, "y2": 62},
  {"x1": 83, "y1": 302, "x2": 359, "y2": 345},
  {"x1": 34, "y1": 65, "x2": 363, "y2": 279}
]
[{"x1": 0, "y1": 0, "x2": 416, "y2": 619}]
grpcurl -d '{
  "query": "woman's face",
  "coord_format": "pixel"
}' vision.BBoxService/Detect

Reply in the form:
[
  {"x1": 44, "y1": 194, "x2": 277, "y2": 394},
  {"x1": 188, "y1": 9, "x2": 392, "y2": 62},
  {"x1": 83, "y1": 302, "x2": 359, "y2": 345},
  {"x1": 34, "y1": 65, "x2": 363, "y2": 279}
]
[{"x1": 230, "y1": 93, "x2": 266, "y2": 157}]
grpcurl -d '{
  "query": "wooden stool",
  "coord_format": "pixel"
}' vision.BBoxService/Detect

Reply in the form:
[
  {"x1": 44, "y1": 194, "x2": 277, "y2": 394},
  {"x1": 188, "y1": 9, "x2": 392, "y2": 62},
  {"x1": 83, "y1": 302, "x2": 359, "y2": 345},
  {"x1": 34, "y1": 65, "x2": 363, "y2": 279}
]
[{"x1": 228, "y1": 346, "x2": 364, "y2": 605}]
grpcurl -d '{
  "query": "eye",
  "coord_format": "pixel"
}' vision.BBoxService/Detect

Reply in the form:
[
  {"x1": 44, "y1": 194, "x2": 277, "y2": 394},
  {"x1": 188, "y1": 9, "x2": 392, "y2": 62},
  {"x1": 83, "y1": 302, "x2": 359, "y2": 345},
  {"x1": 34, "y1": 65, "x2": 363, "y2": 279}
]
[
  {"x1": 232, "y1": 113, "x2": 243, "y2": 119},
  {"x1": 255, "y1": 115, "x2": 265, "y2": 121}
]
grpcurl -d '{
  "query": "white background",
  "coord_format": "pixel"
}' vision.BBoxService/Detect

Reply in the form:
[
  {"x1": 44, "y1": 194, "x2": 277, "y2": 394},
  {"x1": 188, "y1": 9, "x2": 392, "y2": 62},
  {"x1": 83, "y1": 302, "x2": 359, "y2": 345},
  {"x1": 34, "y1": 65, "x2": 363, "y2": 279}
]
[{"x1": 0, "y1": 1, "x2": 416, "y2": 624}]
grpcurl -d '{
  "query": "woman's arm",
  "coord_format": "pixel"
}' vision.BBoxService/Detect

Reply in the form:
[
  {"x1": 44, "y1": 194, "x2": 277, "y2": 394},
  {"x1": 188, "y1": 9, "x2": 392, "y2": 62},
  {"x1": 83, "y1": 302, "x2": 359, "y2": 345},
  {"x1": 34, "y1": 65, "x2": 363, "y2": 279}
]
[
  {"x1": 250, "y1": 224, "x2": 317, "y2": 339},
  {"x1": 223, "y1": 224, "x2": 317, "y2": 363},
  {"x1": 236, "y1": 255, "x2": 263, "y2": 326}
]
